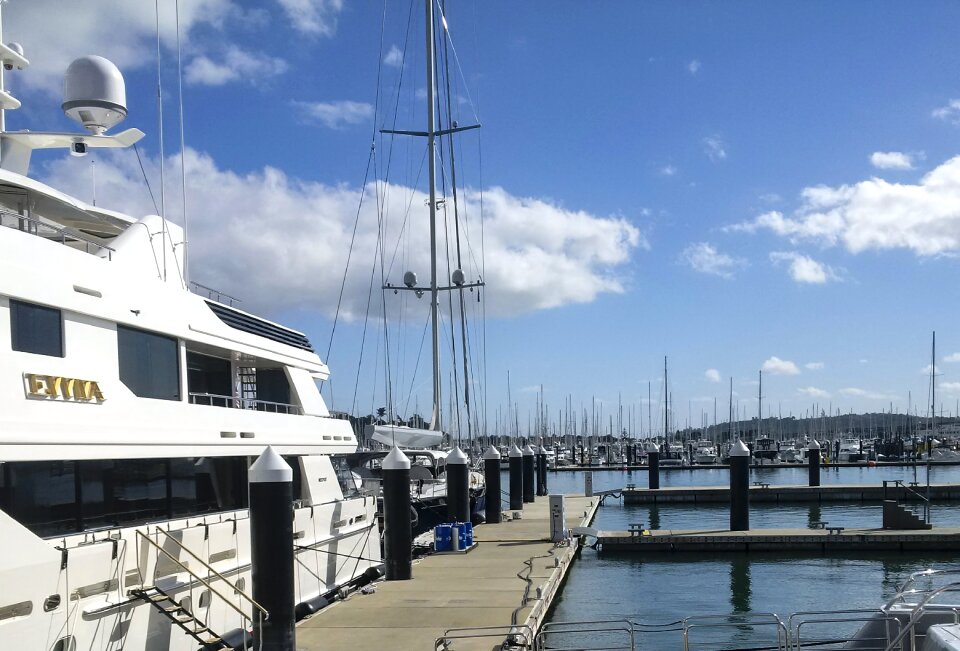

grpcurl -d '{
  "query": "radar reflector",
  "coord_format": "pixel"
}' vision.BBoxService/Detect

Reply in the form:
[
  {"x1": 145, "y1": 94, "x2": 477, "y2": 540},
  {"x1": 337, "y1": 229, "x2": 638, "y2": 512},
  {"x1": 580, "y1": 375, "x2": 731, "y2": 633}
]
[{"x1": 62, "y1": 56, "x2": 127, "y2": 135}]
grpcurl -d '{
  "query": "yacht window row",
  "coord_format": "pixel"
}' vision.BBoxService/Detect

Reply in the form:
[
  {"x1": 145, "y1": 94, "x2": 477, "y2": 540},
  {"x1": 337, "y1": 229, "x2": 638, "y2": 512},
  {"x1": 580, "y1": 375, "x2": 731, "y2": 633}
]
[{"x1": 7, "y1": 298, "x2": 299, "y2": 412}]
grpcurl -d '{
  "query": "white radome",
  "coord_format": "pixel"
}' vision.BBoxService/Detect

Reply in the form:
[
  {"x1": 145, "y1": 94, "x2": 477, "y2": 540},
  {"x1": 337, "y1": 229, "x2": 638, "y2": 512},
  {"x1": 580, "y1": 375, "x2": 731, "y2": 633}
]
[{"x1": 62, "y1": 55, "x2": 127, "y2": 134}]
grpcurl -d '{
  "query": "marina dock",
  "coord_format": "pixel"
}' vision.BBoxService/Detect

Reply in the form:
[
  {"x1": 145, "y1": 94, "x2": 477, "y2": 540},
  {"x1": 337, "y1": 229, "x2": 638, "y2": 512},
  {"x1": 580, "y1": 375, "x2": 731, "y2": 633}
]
[
  {"x1": 620, "y1": 483, "x2": 960, "y2": 504},
  {"x1": 597, "y1": 526, "x2": 960, "y2": 553},
  {"x1": 296, "y1": 494, "x2": 599, "y2": 651}
]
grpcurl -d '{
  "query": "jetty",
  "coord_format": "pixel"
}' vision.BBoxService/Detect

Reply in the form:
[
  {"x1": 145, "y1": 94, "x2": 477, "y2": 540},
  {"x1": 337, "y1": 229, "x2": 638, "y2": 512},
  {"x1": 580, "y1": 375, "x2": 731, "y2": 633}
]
[
  {"x1": 620, "y1": 482, "x2": 960, "y2": 504},
  {"x1": 597, "y1": 526, "x2": 960, "y2": 553},
  {"x1": 296, "y1": 494, "x2": 599, "y2": 651}
]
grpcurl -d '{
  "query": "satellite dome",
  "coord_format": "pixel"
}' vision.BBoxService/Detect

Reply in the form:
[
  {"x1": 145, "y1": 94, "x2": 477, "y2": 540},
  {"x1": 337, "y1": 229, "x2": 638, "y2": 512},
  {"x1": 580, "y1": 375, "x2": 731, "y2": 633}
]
[
  {"x1": 451, "y1": 269, "x2": 465, "y2": 286},
  {"x1": 62, "y1": 56, "x2": 127, "y2": 135},
  {"x1": 403, "y1": 271, "x2": 418, "y2": 288}
]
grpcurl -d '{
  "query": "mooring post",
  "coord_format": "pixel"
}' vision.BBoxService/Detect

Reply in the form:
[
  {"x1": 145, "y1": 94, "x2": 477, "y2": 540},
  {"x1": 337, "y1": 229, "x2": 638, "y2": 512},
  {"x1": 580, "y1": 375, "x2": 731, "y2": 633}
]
[
  {"x1": 729, "y1": 438, "x2": 751, "y2": 531},
  {"x1": 522, "y1": 444, "x2": 536, "y2": 503},
  {"x1": 446, "y1": 445, "x2": 470, "y2": 524},
  {"x1": 808, "y1": 439, "x2": 821, "y2": 487},
  {"x1": 483, "y1": 446, "x2": 502, "y2": 523},
  {"x1": 249, "y1": 446, "x2": 295, "y2": 651},
  {"x1": 509, "y1": 444, "x2": 524, "y2": 511},
  {"x1": 648, "y1": 450, "x2": 660, "y2": 490},
  {"x1": 537, "y1": 445, "x2": 549, "y2": 496},
  {"x1": 383, "y1": 446, "x2": 412, "y2": 580}
]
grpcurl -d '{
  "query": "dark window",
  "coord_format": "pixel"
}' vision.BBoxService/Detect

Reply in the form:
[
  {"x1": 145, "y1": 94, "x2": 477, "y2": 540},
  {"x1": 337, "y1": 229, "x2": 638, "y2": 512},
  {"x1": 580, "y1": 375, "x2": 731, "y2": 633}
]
[
  {"x1": 118, "y1": 325, "x2": 180, "y2": 400},
  {"x1": 255, "y1": 368, "x2": 290, "y2": 406},
  {"x1": 170, "y1": 458, "x2": 219, "y2": 516},
  {"x1": 80, "y1": 459, "x2": 168, "y2": 528},
  {"x1": 0, "y1": 461, "x2": 79, "y2": 537},
  {"x1": 187, "y1": 352, "x2": 232, "y2": 398},
  {"x1": 10, "y1": 299, "x2": 63, "y2": 357}
]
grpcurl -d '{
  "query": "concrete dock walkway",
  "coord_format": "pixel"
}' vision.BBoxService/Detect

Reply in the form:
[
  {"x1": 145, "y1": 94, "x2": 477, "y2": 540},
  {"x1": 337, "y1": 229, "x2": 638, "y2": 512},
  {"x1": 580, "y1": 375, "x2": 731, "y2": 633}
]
[
  {"x1": 296, "y1": 494, "x2": 599, "y2": 651},
  {"x1": 621, "y1": 483, "x2": 960, "y2": 504}
]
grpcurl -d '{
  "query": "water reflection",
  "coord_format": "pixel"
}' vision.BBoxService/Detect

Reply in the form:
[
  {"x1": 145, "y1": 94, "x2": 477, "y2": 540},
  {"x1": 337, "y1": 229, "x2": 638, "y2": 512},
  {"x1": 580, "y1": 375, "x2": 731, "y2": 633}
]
[
  {"x1": 807, "y1": 503, "x2": 822, "y2": 529},
  {"x1": 730, "y1": 556, "x2": 752, "y2": 613},
  {"x1": 648, "y1": 504, "x2": 661, "y2": 531}
]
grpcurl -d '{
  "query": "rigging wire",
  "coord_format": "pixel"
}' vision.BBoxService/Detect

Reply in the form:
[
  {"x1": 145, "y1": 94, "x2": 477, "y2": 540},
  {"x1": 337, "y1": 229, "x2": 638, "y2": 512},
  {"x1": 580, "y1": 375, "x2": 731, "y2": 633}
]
[
  {"x1": 133, "y1": 143, "x2": 160, "y2": 215},
  {"x1": 154, "y1": 0, "x2": 168, "y2": 282},
  {"x1": 174, "y1": 0, "x2": 189, "y2": 286}
]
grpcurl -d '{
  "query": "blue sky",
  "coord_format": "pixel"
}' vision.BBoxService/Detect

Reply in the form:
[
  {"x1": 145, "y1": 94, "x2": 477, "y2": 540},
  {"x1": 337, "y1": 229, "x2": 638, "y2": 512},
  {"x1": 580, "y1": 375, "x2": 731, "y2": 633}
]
[{"x1": 10, "y1": 1, "x2": 960, "y2": 435}]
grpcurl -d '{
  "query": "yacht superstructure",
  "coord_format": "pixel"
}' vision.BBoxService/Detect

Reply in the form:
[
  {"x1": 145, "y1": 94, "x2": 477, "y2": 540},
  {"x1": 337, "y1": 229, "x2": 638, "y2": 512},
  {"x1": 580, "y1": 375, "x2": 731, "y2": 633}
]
[{"x1": 0, "y1": 12, "x2": 380, "y2": 651}]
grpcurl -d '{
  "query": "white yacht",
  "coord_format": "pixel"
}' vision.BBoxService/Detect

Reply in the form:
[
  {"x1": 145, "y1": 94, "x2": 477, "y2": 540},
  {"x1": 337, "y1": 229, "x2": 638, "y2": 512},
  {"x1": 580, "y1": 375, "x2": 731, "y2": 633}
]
[
  {"x1": 0, "y1": 16, "x2": 380, "y2": 651},
  {"x1": 692, "y1": 441, "x2": 719, "y2": 465}
]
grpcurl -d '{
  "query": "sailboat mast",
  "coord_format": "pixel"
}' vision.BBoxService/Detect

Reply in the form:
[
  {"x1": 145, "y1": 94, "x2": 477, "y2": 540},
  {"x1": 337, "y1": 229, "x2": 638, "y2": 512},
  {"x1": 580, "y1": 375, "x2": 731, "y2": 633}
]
[
  {"x1": 425, "y1": 0, "x2": 442, "y2": 433},
  {"x1": 664, "y1": 356, "x2": 668, "y2": 441},
  {"x1": 758, "y1": 370, "x2": 762, "y2": 441}
]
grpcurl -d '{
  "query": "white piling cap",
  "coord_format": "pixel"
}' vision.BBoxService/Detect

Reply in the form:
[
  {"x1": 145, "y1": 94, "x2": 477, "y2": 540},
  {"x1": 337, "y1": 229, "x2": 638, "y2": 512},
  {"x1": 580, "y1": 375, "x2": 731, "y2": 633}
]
[
  {"x1": 382, "y1": 446, "x2": 411, "y2": 470},
  {"x1": 249, "y1": 446, "x2": 293, "y2": 483},
  {"x1": 729, "y1": 439, "x2": 751, "y2": 457},
  {"x1": 483, "y1": 445, "x2": 501, "y2": 460},
  {"x1": 522, "y1": 444, "x2": 534, "y2": 456},
  {"x1": 808, "y1": 439, "x2": 821, "y2": 450},
  {"x1": 446, "y1": 445, "x2": 469, "y2": 465},
  {"x1": 509, "y1": 444, "x2": 523, "y2": 457}
]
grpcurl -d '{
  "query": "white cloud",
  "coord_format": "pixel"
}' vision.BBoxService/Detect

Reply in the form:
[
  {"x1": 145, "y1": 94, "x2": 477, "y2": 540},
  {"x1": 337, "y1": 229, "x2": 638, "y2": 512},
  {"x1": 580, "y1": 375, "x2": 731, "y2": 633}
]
[
  {"x1": 294, "y1": 100, "x2": 374, "y2": 129},
  {"x1": 870, "y1": 151, "x2": 914, "y2": 170},
  {"x1": 933, "y1": 99, "x2": 960, "y2": 125},
  {"x1": 760, "y1": 193, "x2": 782, "y2": 204},
  {"x1": 944, "y1": 352, "x2": 960, "y2": 363},
  {"x1": 805, "y1": 362, "x2": 824, "y2": 370},
  {"x1": 703, "y1": 136, "x2": 727, "y2": 162},
  {"x1": 769, "y1": 251, "x2": 841, "y2": 284},
  {"x1": 687, "y1": 60, "x2": 701, "y2": 75},
  {"x1": 5, "y1": 0, "x2": 240, "y2": 92},
  {"x1": 680, "y1": 242, "x2": 746, "y2": 279},
  {"x1": 921, "y1": 364, "x2": 940, "y2": 375},
  {"x1": 705, "y1": 369, "x2": 721, "y2": 383},
  {"x1": 940, "y1": 382, "x2": 960, "y2": 395},
  {"x1": 384, "y1": 45, "x2": 403, "y2": 67},
  {"x1": 659, "y1": 164, "x2": 677, "y2": 177},
  {"x1": 762, "y1": 356, "x2": 800, "y2": 376},
  {"x1": 729, "y1": 156, "x2": 960, "y2": 257},
  {"x1": 185, "y1": 47, "x2": 288, "y2": 86},
  {"x1": 839, "y1": 387, "x2": 897, "y2": 400},
  {"x1": 276, "y1": 0, "x2": 343, "y2": 36},
  {"x1": 798, "y1": 386, "x2": 830, "y2": 399},
  {"x1": 860, "y1": 359, "x2": 869, "y2": 364},
  {"x1": 41, "y1": 148, "x2": 643, "y2": 319}
]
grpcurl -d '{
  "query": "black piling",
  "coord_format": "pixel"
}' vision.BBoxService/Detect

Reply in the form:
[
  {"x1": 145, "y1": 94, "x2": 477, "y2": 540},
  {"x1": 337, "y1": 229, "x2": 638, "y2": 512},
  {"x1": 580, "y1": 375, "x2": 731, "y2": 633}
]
[
  {"x1": 248, "y1": 446, "x2": 295, "y2": 651},
  {"x1": 729, "y1": 439, "x2": 751, "y2": 531},
  {"x1": 446, "y1": 446, "x2": 470, "y2": 524},
  {"x1": 539, "y1": 446, "x2": 549, "y2": 495},
  {"x1": 382, "y1": 447, "x2": 412, "y2": 580},
  {"x1": 482, "y1": 446, "x2": 502, "y2": 523},
  {"x1": 648, "y1": 451, "x2": 660, "y2": 490},
  {"x1": 808, "y1": 439, "x2": 821, "y2": 487},
  {"x1": 522, "y1": 444, "x2": 536, "y2": 503},
  {"x1": 509, "y1": 444, "x2": 524, "y2": 511}
]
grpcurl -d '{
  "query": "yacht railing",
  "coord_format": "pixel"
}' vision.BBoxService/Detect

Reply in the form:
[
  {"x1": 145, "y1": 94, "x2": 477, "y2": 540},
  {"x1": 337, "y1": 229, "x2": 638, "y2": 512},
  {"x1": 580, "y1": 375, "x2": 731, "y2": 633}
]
[
  {"x1": 189, "y1": 280, "x2": 241, "y2": 307},
  {"x1": 538, "y1": 619, "x2": 637, "y2": 651},
  {"x1": 682, "y1": 613, "x2": 789, "y2": 651},
  {"x1": 788, "y1": 609, "x2": 902, "y2": 650},
  {"x1": 188, "y1": 392, "x2": 303, "y2": 415},
  {"x1": 0, "y1": 209, "x2": 115, "y2": 259}
]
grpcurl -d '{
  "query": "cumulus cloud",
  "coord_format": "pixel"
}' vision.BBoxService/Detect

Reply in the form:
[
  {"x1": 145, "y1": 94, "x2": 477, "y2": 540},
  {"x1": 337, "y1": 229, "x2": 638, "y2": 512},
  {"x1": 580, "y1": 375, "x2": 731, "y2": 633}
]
[
  {"x1": 659, "y1": 164, "x2": 678, "y2": 177},
  {"x1": 294, "y1": 100, "x2": 374, "y2": 129},
  {"x1": 680, "y1": 242, "x2": 746, "y2": 278},
  {"x1": 798, "y1": 387, "x2": 830, "y2": 399},
  {"x1": 729, "y1": 156, "x2": 960, "y2": 257},
  {"x1": 769, "y1": 251, "x2": 841, "y2": 284},
  {"x1": 687, "y1": 60, "x2": 701, "y2": 75},
  {"x1": 276, "y1": 0, "x2": 343, "y2": 36},
  {"x1": 944, "y1": 352, "x2": 960, "y2": 363},
  {"x1": 870, "y1": 151, "x2": 914, "y2": 170},
  {"x1": 5, "y1": 0, "x2": 242, "y2": 92},
  {"x1": 384, "y1": 45, "x2": 403, "y2": 67},
  {"x1": 921, "y1": 364, "x2": 940, "y2": 375},
  {"x1": 705, "y1": 369, "x2": 721, "y2": 383},
  {"x1": 940, "y1": 382, "x2": 960, "y2": 395},
  {"x1": 933, "y1": 99, "x2": 960, "y2": 125},
  {"x1": 704, "y1": 136, "x2": 727, "y2": 162},
  {"x1": 185, "y1": 47, "x2": 288, "y2": 86},
  {"x1": 762, "y1": 356, "x2": 800, "y2": 376},
  {"x1": 41, "y1": 148, "x2": 643, "y2": 319},
  {"x1": 805, "y1": 362, "x2": 824, "y2": 370}
]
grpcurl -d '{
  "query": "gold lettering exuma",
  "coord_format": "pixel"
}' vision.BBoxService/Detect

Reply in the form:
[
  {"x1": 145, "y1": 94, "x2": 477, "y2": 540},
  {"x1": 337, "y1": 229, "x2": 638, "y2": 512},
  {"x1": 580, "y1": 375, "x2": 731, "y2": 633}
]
[{"x1": 24, "y1": 374, "x2": 105, "y2": 402}]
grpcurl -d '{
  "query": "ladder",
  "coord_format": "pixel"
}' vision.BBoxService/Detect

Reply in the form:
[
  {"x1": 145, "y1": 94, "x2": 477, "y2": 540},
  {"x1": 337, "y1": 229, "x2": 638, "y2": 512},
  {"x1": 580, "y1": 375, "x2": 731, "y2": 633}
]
[{"x1": 130, "y1": 585, "x2": 230, "y2": 649}]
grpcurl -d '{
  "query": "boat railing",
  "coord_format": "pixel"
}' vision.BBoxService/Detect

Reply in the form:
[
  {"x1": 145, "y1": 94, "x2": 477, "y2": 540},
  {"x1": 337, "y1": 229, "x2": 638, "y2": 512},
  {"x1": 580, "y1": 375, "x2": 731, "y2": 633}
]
[
  {"x1": 135, "y1": 526, "x2": 268, "y2": 625},
  {"x1": 188, "y1": 391, "x2": 304, "y2": 415},
  {"x1": 189, "y1": 280, "x2": 241, "y2": 307},
  {"x1": 0, "y1": 208, "x2": 116, "y2": 259},
  {"x1": 882, "y1": 480, "x2": 931, "y2": 523},
  {"x1": 537, "y1": 619, "x2": 637, "y2": 651},
  {"x1": 882, "y1": 583, "x2": 960, "y2": 651},
  {"x1": 788, "y1": 609, "x2": 902, "y2": 650},
  {"x1": 435, "y1": 624, "x2": 536, "y2": 651},
  {"x1": 681, "y1": 612, "x2": 789, "y2": 651}
]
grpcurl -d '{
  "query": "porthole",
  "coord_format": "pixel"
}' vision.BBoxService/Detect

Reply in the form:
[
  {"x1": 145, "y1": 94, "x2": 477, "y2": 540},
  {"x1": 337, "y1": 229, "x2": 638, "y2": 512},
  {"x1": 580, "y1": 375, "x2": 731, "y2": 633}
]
[
  {"x1": 51, "y1": 636, "x2": 76, "y2": 651},
  {"x1": 43, "y1": 594, "x2": 61, "y2": 612}
]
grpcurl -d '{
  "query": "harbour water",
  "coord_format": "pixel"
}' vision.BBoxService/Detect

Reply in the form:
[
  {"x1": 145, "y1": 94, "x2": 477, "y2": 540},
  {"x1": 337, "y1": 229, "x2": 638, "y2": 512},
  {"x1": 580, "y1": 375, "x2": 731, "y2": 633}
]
[{"x1": 538, "y1": 466, "x2": 960, "y2": 649}]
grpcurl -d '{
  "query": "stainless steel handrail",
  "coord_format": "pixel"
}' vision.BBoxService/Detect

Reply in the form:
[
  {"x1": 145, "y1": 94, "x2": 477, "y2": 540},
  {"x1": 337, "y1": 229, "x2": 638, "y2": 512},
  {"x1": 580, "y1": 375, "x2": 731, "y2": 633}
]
[
  {"x1": 0, "y1": 209, "x2": 116, "y2": 259},
  {"x1": 188, "y1": 391, "x2": 304, "y2": 415},
  {"x1": 538, "y1": 619, "x2": 635, "y2": 651},
  {"x1": 682, "y1": 613, "x2": 788, "y2": 651},
  {"x1": 789, "y1": 610, "x2": 901, "y2": 651},
  {"x1": 884, "y1": 582, "x2": 960, "y2": 651}
]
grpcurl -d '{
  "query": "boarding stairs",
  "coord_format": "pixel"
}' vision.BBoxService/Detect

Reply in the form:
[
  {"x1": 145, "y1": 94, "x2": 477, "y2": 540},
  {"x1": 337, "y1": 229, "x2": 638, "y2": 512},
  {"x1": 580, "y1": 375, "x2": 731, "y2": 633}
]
[
  {"x1": 131, "y1": 527, "x2": 268, "y2": 650},
  {"x1": 882, "y1": 480, "x2": 932, "y2": 529}
]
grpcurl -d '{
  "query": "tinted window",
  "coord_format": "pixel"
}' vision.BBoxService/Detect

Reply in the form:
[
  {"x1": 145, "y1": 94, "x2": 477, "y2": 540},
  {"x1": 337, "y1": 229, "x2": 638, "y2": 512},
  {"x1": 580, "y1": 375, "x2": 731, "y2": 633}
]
[
  {"x1": 1, "y1": 461, "x2": 78, "y2": 537},
  {"x1": 80, "y1": 459, "x2": 168, "y2": 528},
  {"x1": 118, "y1": 326, "x2": 180, "y2": 400},
  {"x1": 187, "y1": 352, "x2": 232, "y2": 398},
  {"x1": 10, "y1": 299, "x2": 63, "y2": 357}
]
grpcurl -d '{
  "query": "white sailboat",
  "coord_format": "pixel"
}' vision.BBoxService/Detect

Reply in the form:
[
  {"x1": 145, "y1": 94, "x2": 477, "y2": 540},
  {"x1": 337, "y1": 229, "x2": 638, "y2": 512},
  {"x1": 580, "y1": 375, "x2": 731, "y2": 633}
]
[{"x1": 0, "y1": 8, "x2": 380, "y2": 651}]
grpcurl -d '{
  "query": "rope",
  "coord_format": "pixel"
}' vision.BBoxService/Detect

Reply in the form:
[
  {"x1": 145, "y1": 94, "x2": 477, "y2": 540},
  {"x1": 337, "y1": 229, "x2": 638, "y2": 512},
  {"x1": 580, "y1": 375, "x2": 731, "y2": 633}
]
[{"x1": 133, "y1": 144, "x2": 159, "y2": 215}]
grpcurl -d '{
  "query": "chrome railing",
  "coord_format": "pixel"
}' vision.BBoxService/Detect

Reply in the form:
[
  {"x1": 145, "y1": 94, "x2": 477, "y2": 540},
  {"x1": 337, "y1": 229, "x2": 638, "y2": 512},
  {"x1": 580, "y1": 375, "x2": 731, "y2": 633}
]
[
  {"x1": 0, "y1": 209, "x2": 116, "y2": 259},
  {"x1": 682, "y1": 613, "x2": 789, "y2": 651},
  {"x1": 189, "y1": 281, "x2": 241, "y2": 307},
  {"x1": 188, "y1": 392, "x2": 303, "y2": 415},
  {"x1": 538, "y1": 619, "x2": 637, "y2": 651},
  {"x1": 789, "y1": 609, "x2": 901, "y2": 650}
]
